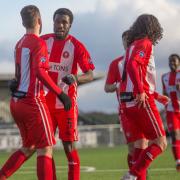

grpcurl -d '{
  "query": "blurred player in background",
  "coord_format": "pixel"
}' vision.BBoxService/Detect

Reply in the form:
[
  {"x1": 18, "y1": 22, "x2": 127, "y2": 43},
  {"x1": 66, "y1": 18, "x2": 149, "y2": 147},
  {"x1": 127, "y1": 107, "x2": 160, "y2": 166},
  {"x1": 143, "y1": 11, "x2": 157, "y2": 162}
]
[
  {"x1": 120, "y1": 14, "x2": 167, "y2": 180},
  {"x1": 41, "y1": 8, "x2": 95, "y2": 180},
  {"x1": 162, "y1": 54, "x2": 180, "y2": 171},
  {"x1": 104, "y1": 30, "x2": 138, "y2": 169},
  {"x1": 0, "y1": 5, "x2": 71, "y2": 180}
]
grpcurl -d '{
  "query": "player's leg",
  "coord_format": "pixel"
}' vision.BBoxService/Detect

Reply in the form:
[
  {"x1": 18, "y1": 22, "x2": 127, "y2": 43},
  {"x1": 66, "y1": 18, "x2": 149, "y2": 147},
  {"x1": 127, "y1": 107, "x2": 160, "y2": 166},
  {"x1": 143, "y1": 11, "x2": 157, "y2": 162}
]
[
  {"x1": 32, "y1": 100, "x2": 56, "y2": 180},
  {"x1": 120, "y1": 107, "x2": 148, "y2": 180},
  {"x1": 127, "y1": 143, "x2": 134, "y2": 168},
  {"x1": 119, "y1": 111, "x2": 134, "y2": 169},
  {"x1": 62, "y1": 141, "x2": 80, "y2": 180},
  {"x1": 129, "y1": 101, "x2": 167, "y2": 178},
  {"x1": 122, "y1": 102, "x2": 167, "y2": 180},
  {"x1": 0, "y1": 147, "x2": 35, "y2": 179},
  {"x1": 56, "y1": 104, "x2": 80, "y2": 180},
  {"x1": 167, "y1": 111, "x2": 180, "y2": 171},
  {"x1": 37, "y1": 146, "x2": 54, "y2": 180},
  {"x1": 0, "y1": 99, "x2": 35, "y2": 179},
  {"x1": 49, "y1": 111, "x2": 58, "y2": 180},
  {"x1": 133, "y1": 139, "x2": 148, "y2": 180}
]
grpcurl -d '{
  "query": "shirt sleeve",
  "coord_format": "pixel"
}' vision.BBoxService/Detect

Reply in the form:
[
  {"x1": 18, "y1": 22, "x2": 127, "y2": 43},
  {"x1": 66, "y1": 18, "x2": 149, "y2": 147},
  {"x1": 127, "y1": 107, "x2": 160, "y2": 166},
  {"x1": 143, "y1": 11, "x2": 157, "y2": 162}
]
[
  {"x1": 106, "y1": 61, "x2": 118, "y2": 84},
  {"x1": 129, "y1": 40, "x2": 151, "y2": 65},
  {"x1": 76, "y1": 43, "x2": 95, "y2": 73},
  {"x1": 33, "y1": 40, "x2": 49, "y2": 70},
  {"x1": 127, "y1": 59, "x2": 144, "y2": 93}
]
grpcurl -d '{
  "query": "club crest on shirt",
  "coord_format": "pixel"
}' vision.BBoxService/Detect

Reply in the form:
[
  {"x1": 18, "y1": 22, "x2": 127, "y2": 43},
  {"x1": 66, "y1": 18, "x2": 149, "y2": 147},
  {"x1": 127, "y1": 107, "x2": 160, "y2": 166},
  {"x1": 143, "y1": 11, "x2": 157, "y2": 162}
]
[
  {"x1": 63, "y1": 51, "x2": 70, "y2": 59},
  {"x1": 40, "y1": 57, "x2": 46, "y2": 63},
  {"x1": 139, "y1": 51, "x2": 145, "y2": 57}
]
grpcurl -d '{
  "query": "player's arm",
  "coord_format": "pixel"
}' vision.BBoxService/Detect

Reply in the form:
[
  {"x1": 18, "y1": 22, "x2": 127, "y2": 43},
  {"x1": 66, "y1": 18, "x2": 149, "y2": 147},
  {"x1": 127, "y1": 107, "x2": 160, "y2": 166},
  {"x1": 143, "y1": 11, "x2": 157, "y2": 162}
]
[
  {"x1": 104, "y1": 83, "x2": 118, "y2": 93},
  {"x1": 127, "y1": 43, "x2": 149, "y2": 108},
  {"x1": 62, "y1": 42, "x2": 95, "y2": 85},
  {"x1": 161, "y1": 75, "x2": 168, "y2": 96},
  {"x1": 62, "y1": 70, "x2": 93, "y2": 85},
  {"x1": 104, "y1": 60, "x2": 118, "y2": 93},
  {"x1": 154, "y1": 91, "x2": 170, "y2": 105},
  {"x1": 76, "y1": 69, "x2": 93, "y2": 84},
  {"x1": 34, "y1": 42, "x2": 71, "y2": 110}
]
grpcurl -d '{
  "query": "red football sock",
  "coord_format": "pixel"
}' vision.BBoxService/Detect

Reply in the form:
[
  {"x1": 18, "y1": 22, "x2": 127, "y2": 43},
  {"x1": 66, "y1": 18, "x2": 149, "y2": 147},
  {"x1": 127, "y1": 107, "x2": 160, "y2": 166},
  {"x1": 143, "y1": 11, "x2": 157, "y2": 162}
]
[
  {"x1": 172, "y1": 140, "x2": 180, "y2": 163},
  {"x1": 52, "y1": 158, "x2": 57, "y2": 180},
  {"x1": 67, "y1": 150, "x2": 80, "y2": 180},
  {"x1": 127, "y1": 153, "x2": 133, "y2": 168},
  {"x1": 37, "y1": 156, "x2": 53, "y2": 180},
  {"x1": 132, "y1": 148, "x2": 146, "y2": 180},
  {"x1": 130, "y1": 144, "x2": 162, "y2": 176},
  {"x1": 0, "y1": 150, "x2": 27, "y2": 178}
]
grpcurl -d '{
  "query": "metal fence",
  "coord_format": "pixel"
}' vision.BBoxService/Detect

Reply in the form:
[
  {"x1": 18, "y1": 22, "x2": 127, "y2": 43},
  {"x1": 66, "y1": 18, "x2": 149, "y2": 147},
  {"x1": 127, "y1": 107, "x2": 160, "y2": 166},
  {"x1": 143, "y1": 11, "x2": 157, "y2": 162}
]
[{"x1": 0, "y1": 124, "x2": 125, "y2": 151}]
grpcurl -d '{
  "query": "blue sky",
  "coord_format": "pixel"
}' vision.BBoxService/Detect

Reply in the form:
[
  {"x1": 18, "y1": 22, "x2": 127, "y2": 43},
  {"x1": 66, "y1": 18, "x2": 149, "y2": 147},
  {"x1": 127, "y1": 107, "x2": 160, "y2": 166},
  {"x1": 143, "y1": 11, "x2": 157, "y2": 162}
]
[{"x1": 0, "y1": 0, "x2": 180, "y2": 112}]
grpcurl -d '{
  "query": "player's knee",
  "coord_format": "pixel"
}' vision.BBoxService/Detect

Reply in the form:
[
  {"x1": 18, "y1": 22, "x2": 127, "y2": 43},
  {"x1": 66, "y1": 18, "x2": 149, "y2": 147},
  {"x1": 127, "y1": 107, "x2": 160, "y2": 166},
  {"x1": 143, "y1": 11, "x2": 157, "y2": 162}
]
[
  {"x1": 171, "y1": 131, "x2": 180, "y2": 140},
  {"x1": 127, "y1": 143, "x2": 134, "y2": 155},
  {"x1": 63, "y1": 141, "x2": 75, "y2": 155},
  {"x1": 170, "y1": 131, "x2": 176, "y2": 141},
  {"x1": 156, "y1": 137, "x2": 167, "y2": 151},
  {"x1": 21, "y1": 146, "x2": 35, "y2": 157},
  {"x1": 37, "y1": 146, "x2": 53, "y2": 157}
]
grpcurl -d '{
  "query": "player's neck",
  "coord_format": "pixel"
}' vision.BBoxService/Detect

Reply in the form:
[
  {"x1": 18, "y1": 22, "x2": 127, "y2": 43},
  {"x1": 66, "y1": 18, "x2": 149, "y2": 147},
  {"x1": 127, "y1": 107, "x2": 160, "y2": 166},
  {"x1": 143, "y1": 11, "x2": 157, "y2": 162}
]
[{"x1": 26, "y1": 28, "x2": 40, "y2": 36}]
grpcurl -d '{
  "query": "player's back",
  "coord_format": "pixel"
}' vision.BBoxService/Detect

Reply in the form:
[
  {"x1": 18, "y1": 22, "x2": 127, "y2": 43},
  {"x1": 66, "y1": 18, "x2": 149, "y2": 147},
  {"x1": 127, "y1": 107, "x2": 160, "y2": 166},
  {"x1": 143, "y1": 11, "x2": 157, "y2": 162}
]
[{"x1": 15, "y1": 34, "x2": 48, "y2": 100}]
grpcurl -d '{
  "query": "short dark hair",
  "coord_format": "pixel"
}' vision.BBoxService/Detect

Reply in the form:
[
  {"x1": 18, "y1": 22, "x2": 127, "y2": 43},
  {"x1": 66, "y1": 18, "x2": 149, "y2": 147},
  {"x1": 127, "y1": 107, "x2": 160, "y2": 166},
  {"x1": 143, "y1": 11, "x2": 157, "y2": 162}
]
[
  {"x1": 53, "y1": 8, "x2": 73, "y2": 24},
  {"x1": 169, "y1": 54, "x2": 180, "y2": 62},
  {"x1": 20, "y1": 5, "x2": 40, "y2": 28},
  {"x1": 127, "y1": 14, "x2": 163, "y2": 47}
]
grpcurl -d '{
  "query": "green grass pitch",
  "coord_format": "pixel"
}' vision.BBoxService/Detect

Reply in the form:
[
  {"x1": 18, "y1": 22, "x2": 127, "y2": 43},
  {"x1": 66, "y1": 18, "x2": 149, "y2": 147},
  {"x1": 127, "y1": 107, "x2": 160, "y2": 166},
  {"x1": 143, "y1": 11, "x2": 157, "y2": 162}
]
[{"x1": 0, "y1": 145, "x2": 180, "y2": 180}]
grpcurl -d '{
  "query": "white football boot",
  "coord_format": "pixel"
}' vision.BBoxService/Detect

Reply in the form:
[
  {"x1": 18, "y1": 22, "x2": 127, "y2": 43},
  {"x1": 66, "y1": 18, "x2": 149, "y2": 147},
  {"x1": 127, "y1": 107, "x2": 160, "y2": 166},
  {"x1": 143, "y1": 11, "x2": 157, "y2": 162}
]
[{"x1": 121, "y1": 172, "x2": 137, "y2": 180}]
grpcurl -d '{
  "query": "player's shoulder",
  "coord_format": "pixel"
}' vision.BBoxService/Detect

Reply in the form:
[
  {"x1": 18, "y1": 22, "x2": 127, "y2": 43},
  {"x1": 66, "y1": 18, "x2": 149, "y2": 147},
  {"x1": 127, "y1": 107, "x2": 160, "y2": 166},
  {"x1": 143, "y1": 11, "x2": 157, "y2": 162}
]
[
  {"x1": 162, "y1": 72, "x2": 170, "y2": 79},
  {"x1": 134, "y1": 37, "x2": 152, "y2": 47},
  {"x1": 110, "y1": 56, "x2": 124, "y2": 67},
  {"x1": 41, "y1": 33, "x2": 55, "y2": 40},
  {"x1": 69, "y1": 35, "x2": 87, "y2": 49},
  {"x1": 112, "y1": 56, "x2": 124, "y2": 64}
]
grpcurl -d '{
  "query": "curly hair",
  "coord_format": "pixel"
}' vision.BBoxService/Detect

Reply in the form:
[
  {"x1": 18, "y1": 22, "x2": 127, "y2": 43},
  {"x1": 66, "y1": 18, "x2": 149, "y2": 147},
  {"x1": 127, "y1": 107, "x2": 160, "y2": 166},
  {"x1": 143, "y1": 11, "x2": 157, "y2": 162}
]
[
  {"x1": 53, "y1": 8, "x2": 73, "y2": 24},
  {"x1": 127, "y1": 14, "x2": 163, "y2": 47}
]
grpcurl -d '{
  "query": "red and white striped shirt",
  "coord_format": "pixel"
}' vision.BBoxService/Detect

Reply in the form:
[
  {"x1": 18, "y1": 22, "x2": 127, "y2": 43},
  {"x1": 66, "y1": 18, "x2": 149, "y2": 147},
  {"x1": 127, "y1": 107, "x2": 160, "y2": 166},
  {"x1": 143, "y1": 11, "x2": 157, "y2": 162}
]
[
  {"x1": 41, "y1": 34, "x2": 95, "y2": 109},
  {"x1": 120, "y1": 38, "x2": 156, "y2": 108},
  {"x1": 162, "y1": 71, "x2": 180, "y2": 112},
  {"x1": 15, "y1": 34, "x2": 61, "y2": 101}
]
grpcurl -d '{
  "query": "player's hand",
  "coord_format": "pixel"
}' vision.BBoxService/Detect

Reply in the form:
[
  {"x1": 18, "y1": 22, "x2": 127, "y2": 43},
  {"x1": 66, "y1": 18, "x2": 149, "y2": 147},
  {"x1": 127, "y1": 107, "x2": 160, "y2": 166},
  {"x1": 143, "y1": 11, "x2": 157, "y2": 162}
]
[
  {"x1": 156, "y1": 94, "x2": 170, "y2": 105},
  {"x1": 8, "y1": 78, "x2": 18, "y2": 93},
  {"x1": 135, "y1": 92, "x2": 148, "y2": 108},
  {"x1": 176, "y1": 83, "x2": 180, "y2": 91},
  {"x1": 62, "y1": 74, "x2": 77, "y2": 85},
  {"x1": 58, "y1": 92, "x2": 72, "y2": 111}
]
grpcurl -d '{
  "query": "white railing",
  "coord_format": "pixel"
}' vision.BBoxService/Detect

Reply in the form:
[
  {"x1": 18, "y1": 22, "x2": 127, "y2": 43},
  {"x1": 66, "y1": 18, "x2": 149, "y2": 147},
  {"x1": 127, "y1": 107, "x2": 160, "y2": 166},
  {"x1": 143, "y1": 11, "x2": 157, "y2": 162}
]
[{"x1": 0, "y1": 124, "x2": 125, "y2": 151}]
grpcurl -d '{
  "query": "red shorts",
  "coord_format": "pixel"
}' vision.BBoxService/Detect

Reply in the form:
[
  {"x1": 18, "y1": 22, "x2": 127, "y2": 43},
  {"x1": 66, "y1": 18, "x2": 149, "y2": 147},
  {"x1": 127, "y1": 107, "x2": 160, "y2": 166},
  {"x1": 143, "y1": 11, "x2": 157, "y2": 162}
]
[
  {"x1": 166, "y1": 111, "x2": 180, "y2": 132},
  {"x1": 121, "y1": 99, "x2": 165, "y2": 141},
  {"x1": 119, "y1": 109, "x2": 144, "y2": 143},
  {"x1": 49, "y1": 104, "x2": 78, "y2": 142},
  {"x1": 10, "y1": 97, "x2": 55, "y2": 148}
]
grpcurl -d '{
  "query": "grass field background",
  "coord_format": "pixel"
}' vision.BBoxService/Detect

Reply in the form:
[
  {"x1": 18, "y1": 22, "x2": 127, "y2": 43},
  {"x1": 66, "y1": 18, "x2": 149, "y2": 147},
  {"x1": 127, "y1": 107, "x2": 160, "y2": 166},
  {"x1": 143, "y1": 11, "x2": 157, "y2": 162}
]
[{"x1": 0, "y1": 145, "x2": 180, "y2": 180}]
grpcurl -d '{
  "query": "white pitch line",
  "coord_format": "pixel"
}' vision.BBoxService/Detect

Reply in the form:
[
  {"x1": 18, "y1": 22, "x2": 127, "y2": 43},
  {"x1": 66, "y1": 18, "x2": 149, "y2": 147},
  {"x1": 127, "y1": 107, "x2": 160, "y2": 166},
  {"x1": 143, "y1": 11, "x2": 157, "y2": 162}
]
[
  {"x1": 16, "y1": 166, "x2": 96, "y2": 174},
  {"x1": 14, "y1": 167, "x2": 178, "y2": 174}
]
